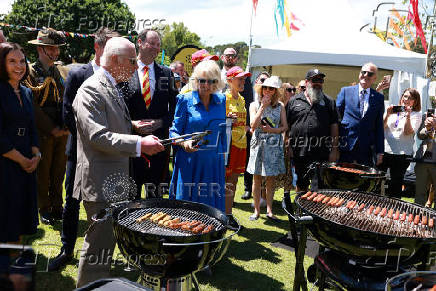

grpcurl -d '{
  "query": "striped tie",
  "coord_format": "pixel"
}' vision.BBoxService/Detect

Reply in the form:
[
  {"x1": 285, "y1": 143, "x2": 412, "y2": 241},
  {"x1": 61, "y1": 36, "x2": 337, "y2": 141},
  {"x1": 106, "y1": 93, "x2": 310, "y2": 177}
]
[{"x1": 142, "y1": 66, "x2": 151, "y2": 109}]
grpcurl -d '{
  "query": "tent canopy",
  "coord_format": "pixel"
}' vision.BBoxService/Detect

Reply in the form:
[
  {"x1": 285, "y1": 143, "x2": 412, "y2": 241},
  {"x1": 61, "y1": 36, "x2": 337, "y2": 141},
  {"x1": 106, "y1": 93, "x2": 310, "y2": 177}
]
[{"x1": 250, "y1": 28, "x2": 427, "y2": 76}]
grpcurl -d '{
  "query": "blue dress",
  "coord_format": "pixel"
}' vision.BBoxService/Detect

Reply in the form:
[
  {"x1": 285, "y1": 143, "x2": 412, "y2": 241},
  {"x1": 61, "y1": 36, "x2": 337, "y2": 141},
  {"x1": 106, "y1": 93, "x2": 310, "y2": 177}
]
[
  {"x1": 0, "y1": 82, "x2": 39, "y2": 242},
  {"x1": 169, "y1": 91, "x2": 227, "y2": 212}
]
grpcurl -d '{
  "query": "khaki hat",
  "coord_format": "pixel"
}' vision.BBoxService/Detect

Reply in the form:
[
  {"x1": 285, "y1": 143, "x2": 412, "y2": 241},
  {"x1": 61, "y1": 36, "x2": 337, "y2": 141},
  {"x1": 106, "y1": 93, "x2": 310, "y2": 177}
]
[{"x1": 28, "y1": 28, "x2": 66, "y2": 46}]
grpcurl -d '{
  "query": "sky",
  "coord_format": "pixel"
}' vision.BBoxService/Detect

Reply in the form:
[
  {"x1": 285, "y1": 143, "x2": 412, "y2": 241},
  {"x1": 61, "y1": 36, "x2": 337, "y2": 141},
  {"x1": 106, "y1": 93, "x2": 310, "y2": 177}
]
[{"x1": 0, "y1": 0, "x2": 433, "y2": 48}]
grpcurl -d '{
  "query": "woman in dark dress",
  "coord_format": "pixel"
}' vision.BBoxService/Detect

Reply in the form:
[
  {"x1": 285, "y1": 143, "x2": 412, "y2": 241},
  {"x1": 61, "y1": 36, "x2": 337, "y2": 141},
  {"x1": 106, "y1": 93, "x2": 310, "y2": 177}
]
[{"x1": 0, "y1": 42, "x2": 40, "y2": 244}]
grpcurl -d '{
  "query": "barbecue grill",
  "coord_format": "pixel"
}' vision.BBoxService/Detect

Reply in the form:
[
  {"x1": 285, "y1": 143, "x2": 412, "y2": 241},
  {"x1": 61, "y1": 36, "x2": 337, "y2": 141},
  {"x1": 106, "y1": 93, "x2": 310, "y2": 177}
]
[
  {"x1": 282, "y1": 190, "x2": 436, "y2": 291},
  {"x1": 94, "y1": 198, "x2": 239, "y2": 291},
  {"x1": 315, "y1": 162, "x2": 386, "y2": 193}
]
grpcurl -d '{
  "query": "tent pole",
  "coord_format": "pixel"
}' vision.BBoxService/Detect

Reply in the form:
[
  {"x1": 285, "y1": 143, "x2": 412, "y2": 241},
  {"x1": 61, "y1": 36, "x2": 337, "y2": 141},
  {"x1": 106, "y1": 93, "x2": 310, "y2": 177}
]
[{"x1": 247, "y1": 5, "x2": 254, "y2": 72}]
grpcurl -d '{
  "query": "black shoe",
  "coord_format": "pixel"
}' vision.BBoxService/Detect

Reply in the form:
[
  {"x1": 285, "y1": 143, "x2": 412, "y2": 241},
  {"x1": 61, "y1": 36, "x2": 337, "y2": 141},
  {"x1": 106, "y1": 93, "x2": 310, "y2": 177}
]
[
  {"x1": 241, "y1": 191, "x2": 252, "y2": 200},
  {"x1": 227, "y1": 215, "x2": 244, "y2": 232},
  {"x1": 40, "y1": 212, "x2": 55, "y2": 225},
  {"x1": 51, "y1": 209, "x2": 63, "y2": 221},
  {"x1": 48, "y1": 250, "x2": 73, "y2": 272}
]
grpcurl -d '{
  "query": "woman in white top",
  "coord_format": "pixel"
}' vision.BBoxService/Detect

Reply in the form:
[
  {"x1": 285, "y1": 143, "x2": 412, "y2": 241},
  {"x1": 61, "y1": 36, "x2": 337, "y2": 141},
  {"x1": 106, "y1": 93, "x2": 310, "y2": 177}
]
[{"x1": 380, "y1": 88, "x2": 422, "y2": 197}]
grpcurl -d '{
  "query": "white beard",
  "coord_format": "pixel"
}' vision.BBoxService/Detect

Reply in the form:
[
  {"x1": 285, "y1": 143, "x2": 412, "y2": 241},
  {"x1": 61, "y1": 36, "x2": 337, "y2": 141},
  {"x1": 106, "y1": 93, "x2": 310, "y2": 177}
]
[{"x1": 307, "y1": 84, "x2": 323, "y2": 104}]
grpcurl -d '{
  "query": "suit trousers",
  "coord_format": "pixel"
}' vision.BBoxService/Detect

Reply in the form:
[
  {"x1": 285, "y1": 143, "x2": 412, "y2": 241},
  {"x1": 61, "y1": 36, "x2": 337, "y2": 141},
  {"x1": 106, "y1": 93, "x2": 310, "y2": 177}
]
[
  {"x1": 414, "y1": 162, "x2": 436, "y2": 206},
  {"x1": 61, "y1": 157, "x2": 80, "y2": 254},
  {"x1": 36, "y1": 134, "x2": 68, "y2": 213},
  {"x1": 132, "y1": 150, "x2": 169, "y2": 199},
  {"x1": 76, "y1": 201, "x2": 115, "y2": 288}
]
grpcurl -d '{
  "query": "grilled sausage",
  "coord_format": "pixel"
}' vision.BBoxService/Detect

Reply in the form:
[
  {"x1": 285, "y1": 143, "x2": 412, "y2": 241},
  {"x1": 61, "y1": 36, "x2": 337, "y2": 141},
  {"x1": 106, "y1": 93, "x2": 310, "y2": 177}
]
[
  {"x1": 158, "y1": 215, "x2": 172, "y2": 226},
  {"x1": 307, "y1": 192, "x2": 318, "y2": 201},
  {"x1": 400, "y1": 212, "x2": 407, "y2": 222},
  {"x1": 192, "y1": 224, "x2": 206, "y2": 234},
  {"x1": 346, "y1": 201, "x2": 353, "y2": 208},
  {"x1": 327, "y1": 197, "x2": 337, "y2": 206},
  {"x1": 393, "y1": 210, "x2": 400, "y2": 220},
  {"x1": 322, "y1": 196, "x2": 331, "y2": 204},
  {"x1": 301, "y1": 191, "x2": 312, "y2": 199},
  {"x1": 422, "y1": 215, "x2": 428, "y2": 226},
  {"x1": 387, "y1": 209, "x2": 394, "y2": 219},
  {"x1": 136, "y1": 213, "x2": 153, "y2": 222},
  {"x1": 358, "y1": 203, "x2": 365, "y2": 212},
  {"x1": 349, "y1": 201, "x2": 357, "y2": 209},
  {"x1": 336, "y1": 198, "x2": 345, "y2": 207},
  {"x1": 367, "y1": 205, "x2": 375, "y2": 215},
  {"x1": 380, "y1": 208, "x2": 387, "y2": 217},
  {"x1": 408, "y1": 213, "x2": 414, "y2": 223},
  {"x1": 202, "y1": 225, "x2": 214, "y2": 234},
  {"x1": 429, "y1": 218, "x2": 434, "y2": 228},
  {"x1": 414, "y1": 215, "x2": 420, "y2": 225},
  {"x1": 188, "y1": 220, "x2": 202, "y2": 228},
  {"x1": 315, "y1": 194, "x2": 326, "y2": 203},
  {"x1": 374, "y1": 206, "x2": 381, "y2": 215}
]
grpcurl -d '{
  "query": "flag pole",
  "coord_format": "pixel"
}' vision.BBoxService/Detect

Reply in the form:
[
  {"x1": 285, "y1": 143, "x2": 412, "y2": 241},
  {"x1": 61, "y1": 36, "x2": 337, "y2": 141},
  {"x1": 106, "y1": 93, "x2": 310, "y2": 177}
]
[{"x1": 246, "y1": 4, "x2": 254, "y2": 72}]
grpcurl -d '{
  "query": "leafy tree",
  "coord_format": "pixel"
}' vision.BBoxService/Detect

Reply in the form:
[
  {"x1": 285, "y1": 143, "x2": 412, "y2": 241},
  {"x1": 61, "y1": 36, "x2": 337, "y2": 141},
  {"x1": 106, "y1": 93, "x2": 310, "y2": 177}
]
[{"x1": 4, "y1": 0, "x2": 135, "y2": 63}]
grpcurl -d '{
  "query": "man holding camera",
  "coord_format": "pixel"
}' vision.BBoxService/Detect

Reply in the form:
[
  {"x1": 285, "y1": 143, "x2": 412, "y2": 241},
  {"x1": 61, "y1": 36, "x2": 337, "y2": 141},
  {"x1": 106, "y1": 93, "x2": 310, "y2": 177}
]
[{"x1": 414, "y1": 109, "x2": 436, "y2": 206}]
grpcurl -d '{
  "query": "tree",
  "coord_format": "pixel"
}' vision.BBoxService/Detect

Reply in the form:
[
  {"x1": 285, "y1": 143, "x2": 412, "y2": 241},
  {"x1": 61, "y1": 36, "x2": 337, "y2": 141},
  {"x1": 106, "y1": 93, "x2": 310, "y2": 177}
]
[
  {"x1": 4, "y1": 0, "x2": 135, "y2": 63},
  {"x1": 206, "y1": 42, "x2": 261, "y2": 70},
  {"x1": 158, "y1": 22, "x2": 202, "y2": 65}
]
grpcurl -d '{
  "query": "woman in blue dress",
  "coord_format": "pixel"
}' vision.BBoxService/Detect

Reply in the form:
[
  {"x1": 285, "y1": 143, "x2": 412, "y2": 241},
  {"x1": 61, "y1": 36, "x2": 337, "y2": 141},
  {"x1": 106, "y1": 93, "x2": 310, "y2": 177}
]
[
  {"x1": 169, "y1": 60, "x2": 227, "y2": 212},
  {"x1": 0, "y1": 43, "x2": 40, "y2": 244}
]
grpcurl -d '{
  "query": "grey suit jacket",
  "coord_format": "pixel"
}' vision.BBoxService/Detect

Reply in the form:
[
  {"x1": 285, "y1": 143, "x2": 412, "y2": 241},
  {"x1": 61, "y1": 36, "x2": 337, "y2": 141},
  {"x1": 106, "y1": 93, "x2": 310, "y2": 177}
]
[
  {"x1": 73, "y1": 70, "x2": 139, "y2": 202},
  {"x1": 414, "y1": 115, "x2": 436, "y2": 164}
]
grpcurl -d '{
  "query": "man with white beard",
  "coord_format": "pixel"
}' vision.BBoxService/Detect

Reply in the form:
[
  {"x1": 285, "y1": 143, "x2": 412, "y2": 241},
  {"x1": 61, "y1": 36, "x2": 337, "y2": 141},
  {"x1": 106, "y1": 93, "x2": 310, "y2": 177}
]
[{"x1": 286, "y1": 69, "x2": 339, "y2": 192}]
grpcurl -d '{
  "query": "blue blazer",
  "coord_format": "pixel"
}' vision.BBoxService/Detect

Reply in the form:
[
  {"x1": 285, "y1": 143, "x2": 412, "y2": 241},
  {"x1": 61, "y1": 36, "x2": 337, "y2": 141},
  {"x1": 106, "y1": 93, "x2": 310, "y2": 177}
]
[
  {"x1": 62, "y1": 63, "x2": 94, "y2": 159},
  {"x1": 336, "y1": 85, "x2": 384, "y2": 157}
]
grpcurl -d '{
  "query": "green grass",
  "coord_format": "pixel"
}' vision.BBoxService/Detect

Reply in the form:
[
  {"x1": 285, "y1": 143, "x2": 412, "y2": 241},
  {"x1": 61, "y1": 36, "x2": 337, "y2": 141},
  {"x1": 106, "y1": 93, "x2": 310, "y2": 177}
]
[{"x1": 22, "y1": 177, "x2": 313, "y2": 291}]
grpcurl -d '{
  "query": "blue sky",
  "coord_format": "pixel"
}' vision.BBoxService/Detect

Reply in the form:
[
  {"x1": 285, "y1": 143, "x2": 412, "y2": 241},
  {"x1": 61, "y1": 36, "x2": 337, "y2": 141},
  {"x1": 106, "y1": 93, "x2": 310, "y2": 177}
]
[{"x1": 1, "y1": 0, "x2": 433, "y2": 48}]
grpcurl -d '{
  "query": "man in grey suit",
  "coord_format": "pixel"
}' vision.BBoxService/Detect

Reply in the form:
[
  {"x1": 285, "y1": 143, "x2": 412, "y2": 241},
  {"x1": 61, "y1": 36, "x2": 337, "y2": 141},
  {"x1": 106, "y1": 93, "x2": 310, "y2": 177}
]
[
  {"x1": 73, "y1": 37, "x2": 164, "y2": 287},
  {"x1": 414, "y1": 112, "x2": 436, "y2": 206}
]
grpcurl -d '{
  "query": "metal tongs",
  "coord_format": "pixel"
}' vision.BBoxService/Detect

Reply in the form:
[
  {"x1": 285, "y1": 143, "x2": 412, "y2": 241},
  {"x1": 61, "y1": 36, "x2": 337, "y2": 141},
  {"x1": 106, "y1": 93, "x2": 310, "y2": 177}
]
[{"x1": 159, "y1": 130, "x2": 212, "y2": 147}]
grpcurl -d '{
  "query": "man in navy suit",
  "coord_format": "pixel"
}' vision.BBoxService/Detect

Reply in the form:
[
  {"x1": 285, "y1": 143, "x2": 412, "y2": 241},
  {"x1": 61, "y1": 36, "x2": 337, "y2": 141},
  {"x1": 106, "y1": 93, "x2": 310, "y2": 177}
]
[
  {"x1": 123, "y1": 29, "x2": 178, "y2": 198},
  {"x1": 336, "y1": 62, "x2": 385, "y2": 167},
  {"x1": 48, "y1": 27, "x2": 119, "y2": 271}
]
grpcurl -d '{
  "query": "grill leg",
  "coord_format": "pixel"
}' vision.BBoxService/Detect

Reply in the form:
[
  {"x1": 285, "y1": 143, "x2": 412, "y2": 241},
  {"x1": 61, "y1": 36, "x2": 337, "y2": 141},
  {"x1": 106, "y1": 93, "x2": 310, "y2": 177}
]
[
  {"x1": 293, "y1": 225, "x2": 308, "y2": 291},
  {"x1": 192, "y1": 273, "x2": 200, "y2": 291}
]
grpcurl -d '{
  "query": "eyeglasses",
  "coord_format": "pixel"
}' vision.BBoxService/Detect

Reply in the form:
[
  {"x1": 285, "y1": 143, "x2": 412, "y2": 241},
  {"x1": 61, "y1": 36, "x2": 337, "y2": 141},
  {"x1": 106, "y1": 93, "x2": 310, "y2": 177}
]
[
  {"x1": 197, "y1": 78, "x2": 218, "y2": 85},
  {"x1": 223, "y1": 54, "x2": 237, "y2": 58},
  {"x1": 299, "y1": 86, "x2": 306, "y2": 91},
  {"x1": 361, "y1": 71, "x2": 375, "y2": 77},
  {"x1": 286, "y1": 88, "x2": 296, "y2": 93},
  {"x1": 124, "y1": 57, "x2": 136, "y2": 65},
  {"x1": 311, "y1": 78, "x2": 324, "y2": 84},
  {"x1": 402, "y1": 96, "x2": 415, "y2": 101},
  {"x1": 263, "y1": 86, "x2": 276, "y2": 91}
]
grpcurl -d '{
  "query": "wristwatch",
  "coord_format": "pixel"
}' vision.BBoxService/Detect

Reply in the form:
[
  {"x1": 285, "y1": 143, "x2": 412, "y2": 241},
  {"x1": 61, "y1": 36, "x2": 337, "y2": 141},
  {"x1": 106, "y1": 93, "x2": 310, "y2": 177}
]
[{"x1": 34, "y1": 152, "x2": 42, "y2": 159}]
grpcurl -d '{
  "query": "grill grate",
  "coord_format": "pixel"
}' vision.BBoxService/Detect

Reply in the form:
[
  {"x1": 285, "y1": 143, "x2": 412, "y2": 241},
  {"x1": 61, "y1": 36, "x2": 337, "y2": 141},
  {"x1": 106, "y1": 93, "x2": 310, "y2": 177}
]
[
  {"x1": 117, "y1": 207, "x2": 224, "y2": 236},
  {"x1": 297, "y1": 190, "x2": 436, "y2": 238}
]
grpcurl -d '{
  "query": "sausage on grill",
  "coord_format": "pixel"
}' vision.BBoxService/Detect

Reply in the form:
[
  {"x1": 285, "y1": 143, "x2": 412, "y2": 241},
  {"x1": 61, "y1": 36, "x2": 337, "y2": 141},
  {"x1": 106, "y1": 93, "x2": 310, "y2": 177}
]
[
  {"x1": 367, "y1": 205, "x2": 375, "y2": 215},
  {"x1": 202, "y1": 225, "x2": 214, "y2": 234},
  {"x1": 192, "y1": 224, "x2": 206, "y2": 234},
  {"x1": 374, "y1": 206, "x2": 381, "y2": 215},
  {"x1": 322, "y1": 196, "x2": 331, "y2": 204},
  {"x1": 429, "y1": 218, "x2": 434, "y2": 228},
  {"x1": 408, "y1": 213, "x2": 414, "y2": 223},
  {"x1": 380, "y1": 208, "x2": 387, "y2": 217},
  {"x1": 393, "y1": 210, "x2": 400, "y2": 220},
  {"x1": 358, "y1": 203, "x2": 365, "y2": 212},
  {"x1": 414, "y1": 215, "x2": 420, "y2": 225},
  {"x1": 422, "y1": 215, "x2": 428, "y2": 226},
  {"x1": 301, "y1": 191, "x2": 312, "y2": 199},
  {"x1": 387, "y1": 209, "x2": 394, "y2": 219},
  {"x1": 400, "y1": 212, "x2": 407, "y2": 221},
  {"x1": 336, "y1": 198, "x2": 345, "y2": 207}
]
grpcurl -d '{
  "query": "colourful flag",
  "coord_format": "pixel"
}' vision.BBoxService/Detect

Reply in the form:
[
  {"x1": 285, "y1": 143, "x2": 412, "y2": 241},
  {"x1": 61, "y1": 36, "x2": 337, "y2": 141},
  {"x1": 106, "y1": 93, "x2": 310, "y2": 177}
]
[
  {"x1": 409, "y1": 0, "x2": 427, "y2": 53},
  {"x1": 253, "y1": 0, "x2": 258, "y2": 14}
]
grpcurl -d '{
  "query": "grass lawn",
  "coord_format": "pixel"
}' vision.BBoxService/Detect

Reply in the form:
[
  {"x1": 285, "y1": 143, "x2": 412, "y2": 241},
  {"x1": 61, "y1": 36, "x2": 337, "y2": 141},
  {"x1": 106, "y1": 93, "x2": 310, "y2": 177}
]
[{"x1": 22, "y1": 177, "x2": 314, "y2": 291}]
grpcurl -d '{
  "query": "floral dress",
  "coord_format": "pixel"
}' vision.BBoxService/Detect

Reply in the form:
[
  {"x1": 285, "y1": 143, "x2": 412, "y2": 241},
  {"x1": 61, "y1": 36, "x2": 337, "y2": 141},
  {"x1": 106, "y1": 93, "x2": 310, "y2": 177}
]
[{"x1": 246, "y1": 102, "x2": 285, "y2": 176}]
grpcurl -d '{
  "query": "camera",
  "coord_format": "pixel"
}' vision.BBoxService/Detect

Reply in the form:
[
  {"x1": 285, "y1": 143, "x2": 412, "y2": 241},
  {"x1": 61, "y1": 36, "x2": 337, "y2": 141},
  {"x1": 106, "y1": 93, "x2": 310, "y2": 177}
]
[
  {"x1": 261, "y1": 117, "x2": 274, "y2": 127},
  {"x1": 427, "y1": 108, "x2": 435, "y2": 117},
  {"x1": 392, "y1": 106, "x2": 406, "y2": 113}
]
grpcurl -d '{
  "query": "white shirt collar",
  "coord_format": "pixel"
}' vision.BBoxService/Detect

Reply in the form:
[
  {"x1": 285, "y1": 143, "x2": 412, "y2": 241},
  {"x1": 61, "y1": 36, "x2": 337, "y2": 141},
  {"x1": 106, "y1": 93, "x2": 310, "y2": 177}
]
[
  {"x1": 91, "y1": 59, "x2": 100, "y2": 72},
  {"x1": 138, "y1": 59, "x2": 153, "y2": 71},
  {"x1": 100, "y1": 67, "x2": 118, "y2": 88},
  {"x1": 358, "y1": 84, "x2": 369, "y2": 95}
]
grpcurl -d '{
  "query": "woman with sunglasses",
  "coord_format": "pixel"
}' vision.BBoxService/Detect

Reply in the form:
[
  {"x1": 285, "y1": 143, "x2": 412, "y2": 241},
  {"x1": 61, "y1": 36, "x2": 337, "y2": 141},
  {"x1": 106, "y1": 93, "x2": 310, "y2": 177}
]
[
  {"x1": 247, "y1": 76, "x2": 287, "y2": 221},
  {"x1": 379, "y1": 88, "x2": 422, "y2": 198},
  {"x1": 169, "y1": 60, "x2": 227, "y2": 212},
  {"x1": 274, "y1": 83, "x2": 296, "y2": 197}
]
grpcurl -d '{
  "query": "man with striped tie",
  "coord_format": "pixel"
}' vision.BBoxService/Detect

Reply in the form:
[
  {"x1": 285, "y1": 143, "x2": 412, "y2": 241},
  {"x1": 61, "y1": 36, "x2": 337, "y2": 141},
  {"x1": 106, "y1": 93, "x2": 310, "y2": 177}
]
[{"x1": 124, "y1": 29, "x2": 178, "y2": 198}]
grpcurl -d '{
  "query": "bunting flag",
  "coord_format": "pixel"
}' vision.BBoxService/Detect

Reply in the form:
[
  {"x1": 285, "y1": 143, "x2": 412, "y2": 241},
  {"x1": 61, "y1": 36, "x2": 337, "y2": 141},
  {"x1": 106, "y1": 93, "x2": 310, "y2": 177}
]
[
  {"x1": 0, "y1": 22, "x2": 137, "y2": 41},
  {"x1": 390, "y1": 8, "x2": 416, "y2": 45},
  {"x1": 274, "y1": 0, "x2": 303, "y2": 37},
  {"x1": 253, "y1": 0, "x2": 258, "y2": 15},
  {"x1": 386, "y1": 31, "x2": 401, "y2": 48},
  {"x1": 409, "y1": 0, "x2": 427, "y2": 53},
  {"x1": 388, "y1": 18, "x2": 412, "y2": 51}
]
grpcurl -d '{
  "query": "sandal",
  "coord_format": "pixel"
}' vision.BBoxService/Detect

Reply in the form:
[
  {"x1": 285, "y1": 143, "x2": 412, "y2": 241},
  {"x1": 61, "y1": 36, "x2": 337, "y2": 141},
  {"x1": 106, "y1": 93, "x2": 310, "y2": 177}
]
[
  {"x1": 266, "y1": 214, "x2": 280, "y2": 222},
  {"x1": 249, "y1": 214, "x2": 260, "y2": 221}
]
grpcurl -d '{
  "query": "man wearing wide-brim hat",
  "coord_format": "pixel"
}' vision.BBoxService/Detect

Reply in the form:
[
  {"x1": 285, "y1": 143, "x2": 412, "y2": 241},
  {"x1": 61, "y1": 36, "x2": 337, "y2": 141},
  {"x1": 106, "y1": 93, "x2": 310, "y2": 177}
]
[{"x1": 24, "y1": 28, "x2": 70, "y2": 226}]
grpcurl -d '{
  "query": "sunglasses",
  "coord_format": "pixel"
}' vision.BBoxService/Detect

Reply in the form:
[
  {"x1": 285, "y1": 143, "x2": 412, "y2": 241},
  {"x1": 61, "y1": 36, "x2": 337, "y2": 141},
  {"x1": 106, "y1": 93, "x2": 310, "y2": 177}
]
[
  {"x1": 361, "y1": 71, "x2": 375, "y2": 77},
  {"x1": 299, "y1": 86, "x2": 306, "y2": 90},
  {"x1": 402, "y1": 96, "x2": 415, "y2": 101},
  {"x1": 263, "y1": 86, "x2": 276, "y2": 91},
  {"x1": 224, "y1": 54, "x2": 237, "y2": 58},
  {"x1": 259, "y1": 78, "x2": 267, "y2": 83},
  {"x1": 311, "y1": 78, "x2": 324, "y2": 84},
  {"x1": 286, "y1": 88, "x2": 296, "y2": 93},
  {"x1": 197, "y1": 78, "x2": 218, "y2": 85}
]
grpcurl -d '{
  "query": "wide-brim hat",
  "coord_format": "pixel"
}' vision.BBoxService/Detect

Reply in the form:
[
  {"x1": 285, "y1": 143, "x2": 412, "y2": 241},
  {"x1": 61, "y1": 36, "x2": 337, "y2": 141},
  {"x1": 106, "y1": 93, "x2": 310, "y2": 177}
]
[
  {"x1": 28, "y1": 28, "x2": 66, "y2": 46},
  {"x1": 226, "y1": 66, "x2": 252, "y2": 79},
  {"x1": 191, "y1": 49, "x2": 219, "y2": 66},
  {"x1": 262, "y1": 76, "x2": 281, "y2": 88}
]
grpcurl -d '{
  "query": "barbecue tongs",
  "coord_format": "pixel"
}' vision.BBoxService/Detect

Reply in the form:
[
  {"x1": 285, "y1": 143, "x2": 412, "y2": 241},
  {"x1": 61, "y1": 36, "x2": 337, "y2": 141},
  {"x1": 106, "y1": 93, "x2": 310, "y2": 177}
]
[{"x1": 159, "y1": 130, "x2": 212, "y2": 147}]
